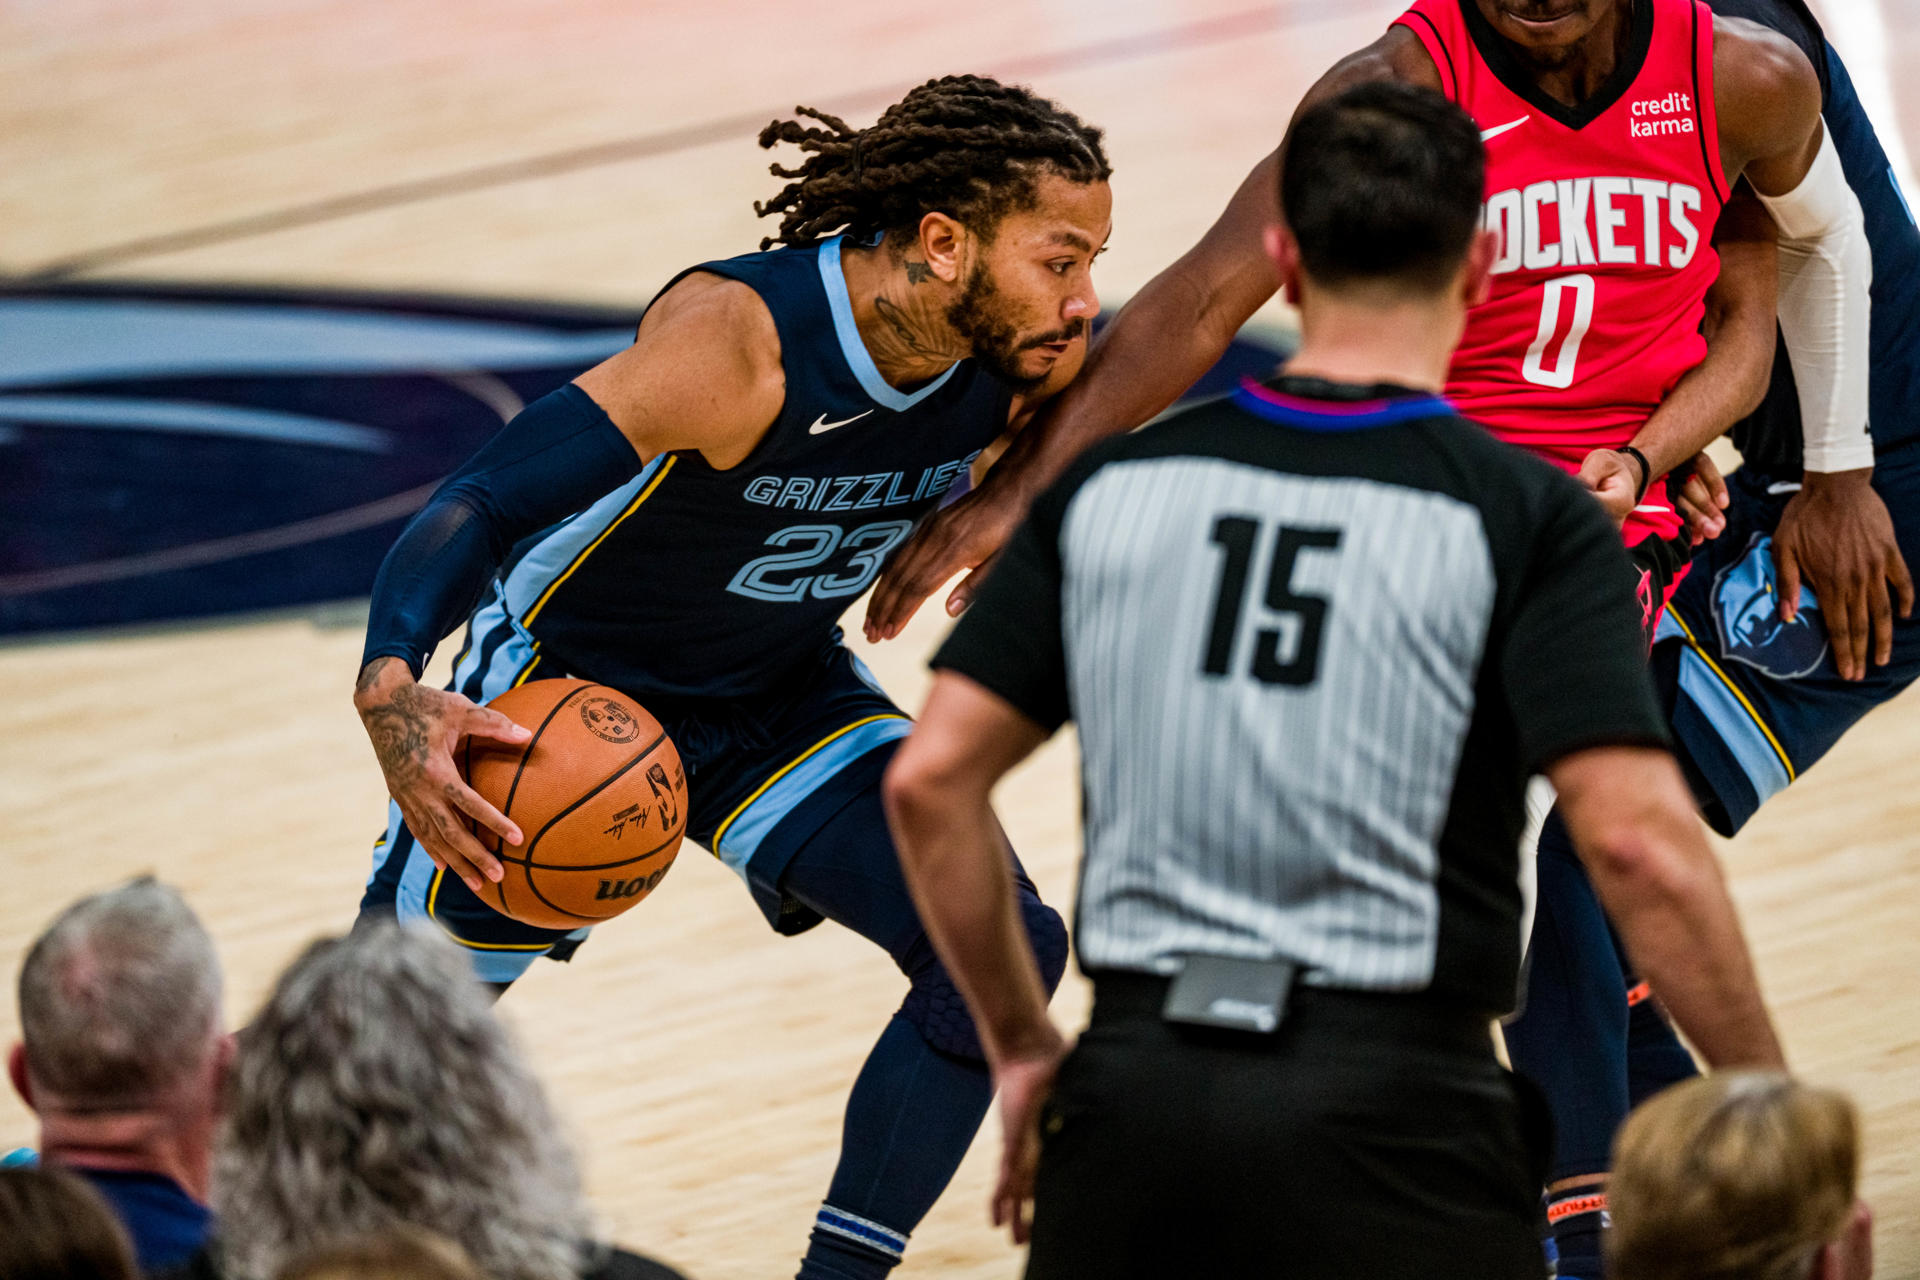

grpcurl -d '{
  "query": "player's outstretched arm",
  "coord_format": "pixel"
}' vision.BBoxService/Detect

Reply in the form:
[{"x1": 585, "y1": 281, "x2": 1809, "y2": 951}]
[
  {"x1": 354, "y1": 275, "x2": 785, "y2": 891},
  {"x1": 1549, "y1": 746, "x2": 1785, "y2": 1071},
  {"x1": 862, "y1": 31, "x2": 1442, "y2": 640},
  {"x1": 1578, "y1": 189, "x2": 1779, "y2": 531}
]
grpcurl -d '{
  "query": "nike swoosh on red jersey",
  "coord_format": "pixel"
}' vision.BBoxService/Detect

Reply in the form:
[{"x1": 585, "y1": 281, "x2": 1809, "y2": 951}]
[
  {"x1": 809, "y1": 410, "x2": 873, "y2": 434},
  {"x1": 1479, "y1": 115, "x2": 1529, "y2": 142}
]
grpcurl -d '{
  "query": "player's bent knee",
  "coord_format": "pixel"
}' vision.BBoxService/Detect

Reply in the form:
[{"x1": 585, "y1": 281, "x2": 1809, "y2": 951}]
[
  {"x1": 899, "y1": 953, "x2": 985, "y2": 1061},
  {"x1": 898, "y1": 887, "x2": 1066, "y2": 1062}
]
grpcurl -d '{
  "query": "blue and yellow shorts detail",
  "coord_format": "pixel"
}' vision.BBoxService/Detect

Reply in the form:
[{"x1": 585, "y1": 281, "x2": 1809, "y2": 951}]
[{"x1": 1652, "y1": 454, "x2": 1920, "y2": 835}]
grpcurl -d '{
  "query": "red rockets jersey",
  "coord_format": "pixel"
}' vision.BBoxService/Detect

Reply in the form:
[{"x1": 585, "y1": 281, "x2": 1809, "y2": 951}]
[{"x1": 1395, "y1": 0, "x2": 1729, "y2": 546}]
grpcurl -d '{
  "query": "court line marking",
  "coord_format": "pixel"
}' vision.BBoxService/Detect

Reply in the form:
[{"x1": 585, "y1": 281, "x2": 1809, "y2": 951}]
[{"x1": 14, "y1": 1, "x2": 1344, "y2": 282}]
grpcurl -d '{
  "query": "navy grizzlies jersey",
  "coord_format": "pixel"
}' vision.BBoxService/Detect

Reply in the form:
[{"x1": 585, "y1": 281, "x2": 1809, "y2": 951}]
[
  {"x1": 492, "y1": 236, "x2": 1013, "y2": 698},
  {"x1": 1711, "y1": 0, "x2": 1920, "y2": 466}
]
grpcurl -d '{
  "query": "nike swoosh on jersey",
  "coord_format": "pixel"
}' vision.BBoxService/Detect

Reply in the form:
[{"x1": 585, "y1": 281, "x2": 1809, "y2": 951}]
[
  {"x1": 1480, "y1": 115, "x2": 1529, "y2": 142},
  {"x1": 810, "y1": 410, "x2": 874, "y2": 434}
]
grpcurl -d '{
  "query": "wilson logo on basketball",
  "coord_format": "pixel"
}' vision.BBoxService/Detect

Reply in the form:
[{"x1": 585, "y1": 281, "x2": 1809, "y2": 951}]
[
  {"x1": 596, "y1": 868, "x2": 667, "y2": 901},
  {"x1": 579, "y1": 696, "x2": 641, "y2": 743}
]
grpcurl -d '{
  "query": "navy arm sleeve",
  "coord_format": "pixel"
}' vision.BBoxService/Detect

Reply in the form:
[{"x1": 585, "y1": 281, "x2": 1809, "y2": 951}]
[{"x1": 360, "y1": 383, "x2": 641, "y2": 677}]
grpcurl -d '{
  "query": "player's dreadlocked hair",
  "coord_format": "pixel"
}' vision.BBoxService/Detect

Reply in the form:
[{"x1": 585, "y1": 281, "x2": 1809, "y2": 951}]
[{"x1": 754, "y1": 75, "x2": 1110, "y2": 251}]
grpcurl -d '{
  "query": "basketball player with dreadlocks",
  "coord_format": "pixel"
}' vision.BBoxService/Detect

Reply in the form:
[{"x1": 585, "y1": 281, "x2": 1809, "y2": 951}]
[{"x1": 349, "y1": 76, "x2": 1110, "y2": 1280}]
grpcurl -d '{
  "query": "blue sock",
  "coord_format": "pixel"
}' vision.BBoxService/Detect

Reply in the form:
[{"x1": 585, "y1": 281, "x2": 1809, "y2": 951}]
[{"x1": 796, "y1": 1015, "x2": 992, "y2": 1280}]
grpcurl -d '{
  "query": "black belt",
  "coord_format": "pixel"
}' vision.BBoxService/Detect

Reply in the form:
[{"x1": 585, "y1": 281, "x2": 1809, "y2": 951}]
[{"x1": 1085, "y1": 967, "x2": 1493, "y2": 1057}]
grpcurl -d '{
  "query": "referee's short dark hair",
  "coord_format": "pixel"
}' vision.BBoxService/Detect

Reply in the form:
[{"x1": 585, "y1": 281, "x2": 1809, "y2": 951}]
[{"x1": 1280, "y1": 80, "x2": 1486, "y2": 294}]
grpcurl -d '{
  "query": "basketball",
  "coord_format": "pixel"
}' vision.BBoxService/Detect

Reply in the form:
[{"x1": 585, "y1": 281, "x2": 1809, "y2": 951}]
[{"x1": 461, "y1": 678, "x2": 688, "y2": 930}]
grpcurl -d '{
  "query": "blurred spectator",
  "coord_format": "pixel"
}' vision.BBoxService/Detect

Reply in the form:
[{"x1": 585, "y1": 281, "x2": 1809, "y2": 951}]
[
  {"x1": 192, "y1": 920, "x2": 688, "y2": 1280},
  {"x1": 1609, "y1": 1072, "x2": 1872, "y2": 1280},
  {"x1": 0, "y1": 1163, "x2": 141, "y2": 1280},
  {"x1": 273, "y1": 1227, "x2": 486, "y2": 1280},
  {"x1": 8, "y1": 878, "x2": 228, "y2": 1272}
]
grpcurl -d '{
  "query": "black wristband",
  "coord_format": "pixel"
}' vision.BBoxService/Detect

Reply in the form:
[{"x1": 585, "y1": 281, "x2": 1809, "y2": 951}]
[{"x1": 1615, "y1": 445, "x2": 1651, "y2": 504}]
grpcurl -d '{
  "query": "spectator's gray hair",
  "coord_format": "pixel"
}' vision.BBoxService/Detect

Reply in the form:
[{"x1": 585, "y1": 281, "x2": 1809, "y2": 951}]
[
  {"x1": 213, "y1": 921, "x2": 592, "y2": 1280},
  {"x1": 18, "y1": 877, "x2": 223, "y2": 1109}
]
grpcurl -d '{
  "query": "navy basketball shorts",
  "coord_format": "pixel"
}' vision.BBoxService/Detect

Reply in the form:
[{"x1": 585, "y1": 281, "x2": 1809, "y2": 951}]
[
  {"x1": 1651, "y1": 441, "x2": 1920, "y2": 835},
  {"x1": 360, "y1": 586, "x2": 910, "y2": 983}
]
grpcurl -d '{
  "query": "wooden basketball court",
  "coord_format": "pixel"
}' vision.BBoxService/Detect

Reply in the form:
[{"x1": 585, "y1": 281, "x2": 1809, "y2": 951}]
[{"x1": 5, "y1": 2, "x2": 1918, "y2": 1275}]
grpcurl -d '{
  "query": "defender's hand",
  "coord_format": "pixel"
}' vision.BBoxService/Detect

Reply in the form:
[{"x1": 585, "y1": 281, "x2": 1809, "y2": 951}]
[
  {"x1": 864, "y1": 486, "x2": 1022, "y2": 641},
  {"x1": 1674, "y1": 451, "x2": 1731, "y2": 545},
  {"x1": 1774, "y1": 469, "x2": 1915, "y2": 682},
  {"x1": 354, "y1": 657, "x2": 532, "y2": 891},
  {"x1": 989, "y1": 1036, "x2": 1068, "y2": 1246},
  {"x1": 1577, "y1": 449, "x2": 1642, "y2": 529}
]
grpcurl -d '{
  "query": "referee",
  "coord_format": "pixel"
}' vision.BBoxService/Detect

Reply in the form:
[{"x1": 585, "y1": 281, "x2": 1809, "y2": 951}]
[{"x1": 883, "y1": 82, "x2": 1785, "y2": 1279}]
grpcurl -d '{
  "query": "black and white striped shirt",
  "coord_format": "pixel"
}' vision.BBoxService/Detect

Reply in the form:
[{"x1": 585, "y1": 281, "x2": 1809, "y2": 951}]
[{"x1": 934, "y1": 376, "x2": 1669, "y2": 1013}]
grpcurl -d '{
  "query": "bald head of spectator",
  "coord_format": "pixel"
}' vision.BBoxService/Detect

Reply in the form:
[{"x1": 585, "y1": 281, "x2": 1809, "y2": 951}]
[
  {"x1": 1609, "y1": 1072, "x2": 1873, "y2": 1280},
  {"x1": 9, "y1": 878, "x2": 229, "y2": 1270}
]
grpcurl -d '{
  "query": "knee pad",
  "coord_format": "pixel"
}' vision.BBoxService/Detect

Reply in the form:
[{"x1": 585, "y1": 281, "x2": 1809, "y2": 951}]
[
  {"x1": 897, "y1": 886, "x2": 1068, "y2": 1062},
  {"x1": 1021, "y1": 889, "x2": 1069, "y2": 996},
  {"x1": 898, "y1": 950, "x2": 983, "y2": 1061}
]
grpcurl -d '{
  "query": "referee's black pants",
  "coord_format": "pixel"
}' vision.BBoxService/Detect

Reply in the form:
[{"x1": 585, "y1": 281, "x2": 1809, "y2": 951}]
[{"x1": 1024, "y1": 971, "x2": 1549, "y2": 1280}]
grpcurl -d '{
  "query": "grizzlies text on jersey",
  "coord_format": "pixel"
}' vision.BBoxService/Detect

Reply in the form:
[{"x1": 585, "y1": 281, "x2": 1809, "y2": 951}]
[{"x1": 494, "y1": 235, "x2": 1012, "y2": 700}]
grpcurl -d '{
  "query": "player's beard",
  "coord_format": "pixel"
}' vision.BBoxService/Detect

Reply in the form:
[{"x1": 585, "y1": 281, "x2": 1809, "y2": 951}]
[{"x1": 947, "y1": 262, "x2": 1085, "y2": 391}]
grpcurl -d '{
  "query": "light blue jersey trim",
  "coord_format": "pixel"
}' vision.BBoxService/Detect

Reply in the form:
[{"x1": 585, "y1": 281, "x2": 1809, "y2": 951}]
[
  {"x1": 848, "y1": 649, "x2": 890, "y2": 697},
  {"x1": 465, "y1": 942, "x2": 553, "y2": 986},
  {"x1": 714, "y1": 717, "x2": 912, "y2": 874},
  {"x1": 817, "y1": 236, "x2": 958, "y2": 411},
  {"x1": 498, "y1": 454, "x2": 666, "y2": 617},
  {"x1": 1675, "y1": 648, "x2": 1791, "y2": 805},
  {"x1": 449, "y1": 586, "x2": 514, "y2": 697},
  {"x1": 388, "y1": 800, "x2": 441, "y2": 911},
  {"x1": 475, "y1": 619, "x2": 539, "y2": 702}
]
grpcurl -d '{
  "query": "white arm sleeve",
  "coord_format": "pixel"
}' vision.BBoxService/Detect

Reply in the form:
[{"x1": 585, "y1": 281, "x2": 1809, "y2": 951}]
[{"x1": 1755, "y1": 125, "x2": 1875, "y2": 473}]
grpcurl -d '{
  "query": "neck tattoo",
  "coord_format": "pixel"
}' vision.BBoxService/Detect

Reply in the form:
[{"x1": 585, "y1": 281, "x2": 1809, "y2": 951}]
[{"x1": 873, "y1": 295, "x2": 938, "y2": 357}]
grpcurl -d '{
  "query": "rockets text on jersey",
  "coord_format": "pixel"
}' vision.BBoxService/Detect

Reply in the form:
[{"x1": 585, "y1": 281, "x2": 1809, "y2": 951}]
[{"x1": 1396, "y1": 0, "x2": 1729, "y2": 546}]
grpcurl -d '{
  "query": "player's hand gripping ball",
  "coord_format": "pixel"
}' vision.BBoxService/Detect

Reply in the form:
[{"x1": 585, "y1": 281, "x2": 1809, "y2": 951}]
[{"x1": 460, "y1": 679, "x2": 687, "y2": 929}]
